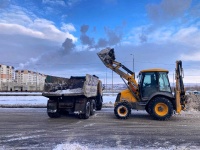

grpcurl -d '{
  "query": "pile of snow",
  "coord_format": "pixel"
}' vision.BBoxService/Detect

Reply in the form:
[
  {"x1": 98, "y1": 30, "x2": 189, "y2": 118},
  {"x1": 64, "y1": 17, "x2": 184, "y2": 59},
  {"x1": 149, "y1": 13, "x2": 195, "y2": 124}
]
[
  {"x1": 54, "y1": 143, "x2": 89, "y2": 150},
  {"x1": 55, "y1": 88, "x2": 83, "y2": 94},
  {"x1": 185, "y1": 94, "x2": 200, "y2": 111},
  {"x1": 103, "y1": 101, "x2": 114, "y2": 108}
]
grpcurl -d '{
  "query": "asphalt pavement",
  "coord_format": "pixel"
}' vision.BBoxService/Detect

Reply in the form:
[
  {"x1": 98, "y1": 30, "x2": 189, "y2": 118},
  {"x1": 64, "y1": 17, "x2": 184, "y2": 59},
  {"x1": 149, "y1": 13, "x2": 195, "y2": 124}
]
[{"x1": 0, "y1": 108, "x2": 200, "y2": 150}]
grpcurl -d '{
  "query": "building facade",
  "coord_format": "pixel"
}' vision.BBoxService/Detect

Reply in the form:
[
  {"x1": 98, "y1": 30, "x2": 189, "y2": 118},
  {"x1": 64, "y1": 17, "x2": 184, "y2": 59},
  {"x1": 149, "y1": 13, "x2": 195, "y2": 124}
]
[
  {"x1": 0, "y1": 64, "x2": 15, "y2": 91},
  {"x1": 15, "y1": 70, "x2": 46, "y2": 91}
]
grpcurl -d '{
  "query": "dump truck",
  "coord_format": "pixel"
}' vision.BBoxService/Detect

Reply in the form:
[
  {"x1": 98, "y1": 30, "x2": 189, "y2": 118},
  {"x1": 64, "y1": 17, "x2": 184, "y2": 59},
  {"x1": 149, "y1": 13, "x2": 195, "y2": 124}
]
[
  {"x1": 42, "y1": 74, "x2": 103, "y2": 119},
  {"x1": 97, "y1": 48, "x2": 186, "y2": 120}
]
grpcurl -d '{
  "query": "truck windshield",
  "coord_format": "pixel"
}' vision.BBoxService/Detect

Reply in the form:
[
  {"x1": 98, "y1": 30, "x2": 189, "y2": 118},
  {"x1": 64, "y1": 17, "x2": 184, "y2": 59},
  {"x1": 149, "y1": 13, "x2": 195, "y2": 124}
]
[{"x1": 159, "y1": 73, "x2": 171, "y2": 92}]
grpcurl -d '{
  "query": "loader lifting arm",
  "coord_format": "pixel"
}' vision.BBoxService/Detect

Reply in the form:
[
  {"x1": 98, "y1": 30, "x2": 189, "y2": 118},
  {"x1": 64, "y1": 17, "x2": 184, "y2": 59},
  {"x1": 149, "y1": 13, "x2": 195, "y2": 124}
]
[
  {"x1": 97, "y1": 48, "x2": 139, "y2": 96},
  {"x1": 175, "y1": 60, "x2": 186, "y2": 113}
]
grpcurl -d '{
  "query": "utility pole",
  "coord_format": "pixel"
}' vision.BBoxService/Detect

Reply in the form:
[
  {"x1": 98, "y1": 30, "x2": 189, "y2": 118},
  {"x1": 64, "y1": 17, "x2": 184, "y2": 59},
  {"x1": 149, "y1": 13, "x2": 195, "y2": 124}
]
[
  {"x1": 106, "y1": 68, "x2": 107, "y2": 92},
  {"x1": 112, "y1": 70, "x2": 113, "y2": 95},
  {"x1": 36, "y1": 72, "x2": 38, "y2": 91}
]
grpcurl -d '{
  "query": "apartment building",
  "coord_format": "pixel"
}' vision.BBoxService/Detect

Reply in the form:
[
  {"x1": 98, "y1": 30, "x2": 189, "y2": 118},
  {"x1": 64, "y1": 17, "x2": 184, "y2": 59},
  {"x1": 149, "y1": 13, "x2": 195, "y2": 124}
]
[
  {"x1": 15, "y1": 70, "x2": 46, "y2": 91},
  {"x1": 0, "y1": 64, "x2": 15, "y2": 91}
]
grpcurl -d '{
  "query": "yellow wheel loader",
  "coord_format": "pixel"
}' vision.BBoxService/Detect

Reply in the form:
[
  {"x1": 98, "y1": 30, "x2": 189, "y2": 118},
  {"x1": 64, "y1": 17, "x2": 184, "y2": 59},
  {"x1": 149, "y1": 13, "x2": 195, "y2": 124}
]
[{"x1": 97, "y1": 48, "x2": 186, "y2": 121}]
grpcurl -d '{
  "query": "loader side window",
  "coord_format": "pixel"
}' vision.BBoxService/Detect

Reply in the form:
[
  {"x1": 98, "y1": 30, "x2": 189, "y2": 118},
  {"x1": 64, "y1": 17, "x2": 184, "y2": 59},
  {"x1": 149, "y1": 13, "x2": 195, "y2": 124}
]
[{"x1": 159, "y1": 73, "x2": 171, "y2": 92}]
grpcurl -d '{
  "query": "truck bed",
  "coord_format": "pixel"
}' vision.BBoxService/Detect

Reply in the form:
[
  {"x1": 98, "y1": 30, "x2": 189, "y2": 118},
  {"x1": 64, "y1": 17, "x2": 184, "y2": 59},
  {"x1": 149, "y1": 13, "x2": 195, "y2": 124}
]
[{"x1": 42, "y1": 74, "x2": 99, "y2": 98}]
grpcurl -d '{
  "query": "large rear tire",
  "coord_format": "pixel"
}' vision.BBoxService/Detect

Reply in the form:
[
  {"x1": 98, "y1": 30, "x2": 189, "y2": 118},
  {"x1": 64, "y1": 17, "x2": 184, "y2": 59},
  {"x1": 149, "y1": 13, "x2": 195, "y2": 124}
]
[
  {"x1": 114, "y1": 102, "x2": 131, "y2": 119},
  {"x1": 90, "y1": 100, "x2": 96, "y2": 116},
  {"x1": 96, "y1": 95, "x2": 103, "y2": 111},
  {"x1": 79, "y1": 101, "x2": 90, "y2": 119},
  {"x1": 149, "y1": 97, "x2": 173, "y2": 121},
  {"x1": 47, "y1": 112, "x2": 61, "y2": 118},
  {"x1": 47, "y1": 100, "x2": 61, "y2": 118},
  {"x1": 145, "y1": 105, "x2": 150, "y2": 114}
]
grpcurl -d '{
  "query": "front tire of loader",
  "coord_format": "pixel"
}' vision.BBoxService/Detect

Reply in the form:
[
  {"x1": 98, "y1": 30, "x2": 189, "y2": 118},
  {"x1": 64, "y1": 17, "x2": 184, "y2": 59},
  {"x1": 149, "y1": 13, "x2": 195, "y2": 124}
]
[
  {"x1": 114, "y1": 102, "x2": 131, "y2": 119},
  {"x1": 149, "y1": 97, "x2": 173, "y2": 121}
]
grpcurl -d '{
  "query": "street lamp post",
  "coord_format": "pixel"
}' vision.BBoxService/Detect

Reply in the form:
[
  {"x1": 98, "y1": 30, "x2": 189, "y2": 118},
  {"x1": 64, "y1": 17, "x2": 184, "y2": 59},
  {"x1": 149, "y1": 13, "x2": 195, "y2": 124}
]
[{"x1": 130, "y1": 54, "x2": 134, "y2": 72}]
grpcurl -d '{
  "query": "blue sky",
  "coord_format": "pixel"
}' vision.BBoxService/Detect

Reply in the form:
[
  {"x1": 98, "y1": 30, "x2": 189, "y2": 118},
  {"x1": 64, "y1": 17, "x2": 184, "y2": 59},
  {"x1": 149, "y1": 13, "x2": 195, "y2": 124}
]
[{"x1": 0, "y1": 0, "x2": 200, "y2": 84}]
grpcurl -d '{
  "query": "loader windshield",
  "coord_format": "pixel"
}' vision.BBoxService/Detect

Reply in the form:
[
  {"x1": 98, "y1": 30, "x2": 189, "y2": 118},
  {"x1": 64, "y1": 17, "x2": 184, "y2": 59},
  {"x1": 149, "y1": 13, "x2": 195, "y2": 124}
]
[{"x1": 158, "y1": 72, "x2": 171, "y2": 92}]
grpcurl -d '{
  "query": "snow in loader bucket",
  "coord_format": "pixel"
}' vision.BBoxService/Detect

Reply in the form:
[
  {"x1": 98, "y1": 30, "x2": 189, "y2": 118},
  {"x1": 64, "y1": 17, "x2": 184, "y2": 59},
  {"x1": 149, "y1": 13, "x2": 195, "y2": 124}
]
[
  {"x1": 42, "y1": 74, "x2": 99, "y2": 98},
  {"x1": 97, "y1": 47, "x2": 116, "y2": 66}
]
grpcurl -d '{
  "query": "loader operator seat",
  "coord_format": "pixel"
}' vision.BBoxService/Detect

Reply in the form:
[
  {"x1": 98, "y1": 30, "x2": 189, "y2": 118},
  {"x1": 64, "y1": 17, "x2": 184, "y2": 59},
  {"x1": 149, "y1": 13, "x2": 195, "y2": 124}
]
[{"x1": 151, "y1": 75, "x2": 157, "y2": 87}]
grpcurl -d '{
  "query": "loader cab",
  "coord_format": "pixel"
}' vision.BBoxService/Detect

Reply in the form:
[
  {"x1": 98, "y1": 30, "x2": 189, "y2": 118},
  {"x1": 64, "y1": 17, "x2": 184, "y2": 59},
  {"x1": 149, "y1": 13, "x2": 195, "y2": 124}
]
[{"x1": 138, "y1": 69, "x2": 172, "y2": 101}]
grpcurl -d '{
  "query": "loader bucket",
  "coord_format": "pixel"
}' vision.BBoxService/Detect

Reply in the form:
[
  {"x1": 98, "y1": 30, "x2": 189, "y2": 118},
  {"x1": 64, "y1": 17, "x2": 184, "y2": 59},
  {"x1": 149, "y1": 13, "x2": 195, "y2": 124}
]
[{"x1": 97, "y1": 48, "x2": 116, "y2": 66}]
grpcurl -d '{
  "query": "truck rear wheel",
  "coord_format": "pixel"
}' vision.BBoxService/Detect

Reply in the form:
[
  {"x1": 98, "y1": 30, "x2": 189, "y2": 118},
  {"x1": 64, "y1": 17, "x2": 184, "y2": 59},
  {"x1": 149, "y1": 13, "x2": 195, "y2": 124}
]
[
  {"x1": 47, "y1": 112, "x2": 61, "y2": 118},
  {"x1": 96, "y1": 101, "x2": 102, "y2": 111},
  {"x1": 114, "y1": 102, "x2": 131, "y2": 119},
  {"x1": 149, "y1": 97, "x2": 173, "y2": 121},
  {"x1": 96, "y1": 95, "x2": 103, "y2": 111},
  {"x1": 47, "y1": 100, "x2": 61, "y2": 118},
  {"x1": 79, "y1": 101, "x2": 90, "y2": 119},
  {"x1": 90, "y1": 100, "x2": 96, "y2": 116}
]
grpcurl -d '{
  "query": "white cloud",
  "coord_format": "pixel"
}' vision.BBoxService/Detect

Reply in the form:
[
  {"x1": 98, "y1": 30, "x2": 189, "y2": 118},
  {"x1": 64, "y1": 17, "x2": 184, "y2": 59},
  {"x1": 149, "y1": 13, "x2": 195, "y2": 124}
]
[
  {"x1": 0, "y1": 23, "x2": 44, "y2": 38},
  {"x1": 0, "y1": 7, "x2": 77, "y2": 43},
  {"x1": 42, "y1": 0, "x2": 82, "y2": 7},
  {"x1": 0, "y1": 6, "x2": 33, "y2": 25},
  {"x1": 61, "y1": 23, "x2": 76, "y2": 32},
  {"x1": 67, "y1": 0, "x2": 81, "y2": 7},
  {"x1": 18, "y1": 57, "x2": 39, "y2": 69},
  {"x1": 42, "y1": 0, "x2": 66, "y2": 6},
  {"x1": 180, "y1": 52, "x2": 200, "y2": 61},
  {"x1": 30, "y1": 18, "x2": 77, "y2": 42},
  {"x1": 127, "y1": 25, "x2": 175, "y2": 45},
  {"x1": 128, "y1": 23, "x2": 200, "y2": 50},
  {"x1": 173, "y1": 27, "x2": 200, "y2": 48},
  {"x1": 182, "y1": 69, "x2": 200, "y2": 83}
]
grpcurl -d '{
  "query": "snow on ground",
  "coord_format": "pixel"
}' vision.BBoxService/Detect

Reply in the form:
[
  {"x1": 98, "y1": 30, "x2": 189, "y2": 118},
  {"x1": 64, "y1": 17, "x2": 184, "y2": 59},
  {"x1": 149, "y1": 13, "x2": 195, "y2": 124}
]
[
  {"x1": 0, "y1": 93, "x2": 199, "y2": 111},
  {"x1": 0, "y1": 96, "x2": 48, "y2": 107},
  {"x1": 0, "y1": 92, "x2": 41, "y2": 95},
  {"x1": 53, "y1": 142, "x2": 200, "y2": 150},
  {"x1": 0, "y1": 93, "x2": 117, "y2": 107}
]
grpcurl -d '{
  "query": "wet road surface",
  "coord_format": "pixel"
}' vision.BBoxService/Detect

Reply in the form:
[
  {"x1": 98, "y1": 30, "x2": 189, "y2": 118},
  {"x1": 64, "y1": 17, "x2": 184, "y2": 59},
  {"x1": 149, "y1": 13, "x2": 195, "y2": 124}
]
[{"x1": 0, "y1": 108, "x2": 200, "y2": 149}]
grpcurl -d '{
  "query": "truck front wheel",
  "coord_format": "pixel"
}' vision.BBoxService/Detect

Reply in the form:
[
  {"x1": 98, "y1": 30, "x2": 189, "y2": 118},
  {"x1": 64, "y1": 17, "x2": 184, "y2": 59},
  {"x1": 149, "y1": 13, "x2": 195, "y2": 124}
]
[{"x1": 79, "y1": 101, "x2": 90, "y2": 119}]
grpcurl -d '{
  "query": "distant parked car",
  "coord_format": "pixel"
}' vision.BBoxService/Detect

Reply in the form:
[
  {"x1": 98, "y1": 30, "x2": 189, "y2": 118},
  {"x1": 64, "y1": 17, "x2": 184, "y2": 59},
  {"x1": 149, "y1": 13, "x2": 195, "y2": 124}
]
[
  {"x1": 194, "y1": 91, "x2": 200, "y2": 95},
  {"x1": 186, "y1": 90, "x2": 200, "y2": 95}
]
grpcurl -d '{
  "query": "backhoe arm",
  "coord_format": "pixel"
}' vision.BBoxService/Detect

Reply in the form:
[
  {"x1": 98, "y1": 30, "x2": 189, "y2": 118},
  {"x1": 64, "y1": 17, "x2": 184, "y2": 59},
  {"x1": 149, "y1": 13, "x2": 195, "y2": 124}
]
[{"x1": 175, "y1": 60, "x2": 186, "y2": 113}]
